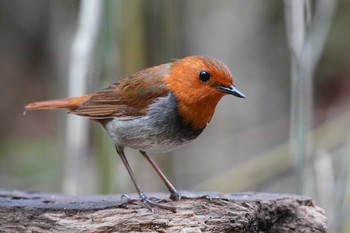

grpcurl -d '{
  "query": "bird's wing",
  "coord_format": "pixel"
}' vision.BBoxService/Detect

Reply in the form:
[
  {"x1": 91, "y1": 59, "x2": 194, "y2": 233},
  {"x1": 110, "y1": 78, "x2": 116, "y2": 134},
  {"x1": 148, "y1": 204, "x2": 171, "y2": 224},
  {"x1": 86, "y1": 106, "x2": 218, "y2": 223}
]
[{"x1": 71, "y1": 63, "x2": 171, "y2": 120}]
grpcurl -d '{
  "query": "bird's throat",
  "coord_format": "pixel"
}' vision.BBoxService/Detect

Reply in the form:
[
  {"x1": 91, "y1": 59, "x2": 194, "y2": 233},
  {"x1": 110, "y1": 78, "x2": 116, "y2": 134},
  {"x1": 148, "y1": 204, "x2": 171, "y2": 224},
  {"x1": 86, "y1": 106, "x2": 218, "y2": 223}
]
[{"x1": 176, "y1": 96, "x2": 222, "y2": 131}]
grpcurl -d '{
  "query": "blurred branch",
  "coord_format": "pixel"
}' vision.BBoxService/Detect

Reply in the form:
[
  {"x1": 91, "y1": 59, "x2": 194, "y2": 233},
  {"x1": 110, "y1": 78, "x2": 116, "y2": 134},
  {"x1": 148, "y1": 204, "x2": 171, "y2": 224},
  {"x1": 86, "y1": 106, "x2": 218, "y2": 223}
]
[
  {"x1": 329, "y1": 131, "x2": 350, "y2": 232},
  {"x1": 95, "y1": 0, "x2": 122, "y2": 194},
  {"x1": 284, "y1": 0, "x2": 311, "y2": 195},
  {"x1": 63, "y1": 0, "x2": 103, "y2": 194},
  {"x1": 314, "y1": 149, "x2": 333, "y2": 211},
  {"x1": 284, "y1": 0, "x2": 337, "y2": 194},
  {"x1": 194, "y1": 111, "x2": 350, "y2": 193},
  {"x1": 315, "y1": 132, "x2": 350, "y2": 233}
]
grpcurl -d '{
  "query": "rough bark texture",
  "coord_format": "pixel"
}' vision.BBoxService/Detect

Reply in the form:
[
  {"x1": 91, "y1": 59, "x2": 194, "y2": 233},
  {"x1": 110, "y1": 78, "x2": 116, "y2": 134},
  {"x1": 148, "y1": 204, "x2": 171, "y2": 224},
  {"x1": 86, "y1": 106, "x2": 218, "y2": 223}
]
[{"x1": 0, "y1": 190, "x2": 327, "y2": 233}]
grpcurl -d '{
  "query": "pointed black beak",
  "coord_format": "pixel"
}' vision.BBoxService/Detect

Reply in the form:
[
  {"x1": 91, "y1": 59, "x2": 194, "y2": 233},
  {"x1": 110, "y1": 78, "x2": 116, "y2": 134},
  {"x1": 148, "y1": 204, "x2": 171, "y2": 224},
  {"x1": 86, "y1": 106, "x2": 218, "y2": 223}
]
[{"x1": 214, "y1": 85, "x2": 246, "y2": 98}]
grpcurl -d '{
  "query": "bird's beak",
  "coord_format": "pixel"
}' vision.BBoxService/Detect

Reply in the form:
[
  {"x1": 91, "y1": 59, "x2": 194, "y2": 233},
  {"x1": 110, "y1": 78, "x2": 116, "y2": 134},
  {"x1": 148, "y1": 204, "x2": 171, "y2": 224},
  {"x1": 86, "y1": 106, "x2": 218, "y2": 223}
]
[{"x1": 214, "y1": 85, "x2": 246, "y2": 98}]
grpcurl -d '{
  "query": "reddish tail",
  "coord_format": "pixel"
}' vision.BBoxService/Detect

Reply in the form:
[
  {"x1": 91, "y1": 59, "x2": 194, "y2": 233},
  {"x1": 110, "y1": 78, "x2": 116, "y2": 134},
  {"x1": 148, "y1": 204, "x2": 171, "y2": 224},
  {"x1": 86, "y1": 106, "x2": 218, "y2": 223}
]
[{"x1": 25, "y1": 95, "x2": 90, "y2": 111}]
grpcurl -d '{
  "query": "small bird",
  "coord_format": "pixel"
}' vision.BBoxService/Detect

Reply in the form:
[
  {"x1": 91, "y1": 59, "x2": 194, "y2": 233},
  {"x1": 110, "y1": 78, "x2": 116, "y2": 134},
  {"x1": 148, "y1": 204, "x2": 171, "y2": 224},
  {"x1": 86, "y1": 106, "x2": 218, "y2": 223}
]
[{"x1": 25, "y1": 55, "x2": 245, "y2": 211}]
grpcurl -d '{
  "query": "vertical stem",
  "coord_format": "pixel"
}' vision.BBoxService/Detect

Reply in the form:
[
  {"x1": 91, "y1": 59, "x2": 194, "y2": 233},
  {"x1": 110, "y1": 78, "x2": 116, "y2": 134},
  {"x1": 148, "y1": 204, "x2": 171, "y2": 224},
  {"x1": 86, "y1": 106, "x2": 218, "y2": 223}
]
[
  {"x1": 284, "y1": 0, "x2": 337, "y2": 195},
  {"x1": 331, "y1": 132, "x2": 350, "y2": 232},
  {"x1": 96, "y1": 0, "x2": 121, "y2": 194},
  {"x1": 63, "y1": 0, "x2": 102, "y2": 194},
  {"x1": 285, "y1": 0, "x2": 310, "y2": 194},
  {"x1": 290, "y1": 60, "x2": 309, "y2": 195}
]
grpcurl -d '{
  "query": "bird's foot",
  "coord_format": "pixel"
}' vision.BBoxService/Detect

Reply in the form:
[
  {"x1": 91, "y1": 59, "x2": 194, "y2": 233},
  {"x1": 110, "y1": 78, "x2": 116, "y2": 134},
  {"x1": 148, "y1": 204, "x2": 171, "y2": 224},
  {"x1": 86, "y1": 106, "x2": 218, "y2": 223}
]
[
  {"x1": 139, "y1": 193, "x2": 176, "y2": 213},
  {"x1": 122, "y1": 193, "x2": 176, "y2": 212}
]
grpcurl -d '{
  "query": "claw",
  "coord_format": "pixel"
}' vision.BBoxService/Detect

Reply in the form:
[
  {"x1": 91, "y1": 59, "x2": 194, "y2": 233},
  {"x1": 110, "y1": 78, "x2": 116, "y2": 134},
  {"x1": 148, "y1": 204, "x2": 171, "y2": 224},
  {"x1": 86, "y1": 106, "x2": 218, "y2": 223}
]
[
  {"x1": 139, "y1": 192, "x2": 176, "y2": 212},
  {"x1": 141, "y1": 197, "x2": 176, "y2": 213},
  {"x1": 121, "y1": 194, "x2": 131, "y2": 202}
]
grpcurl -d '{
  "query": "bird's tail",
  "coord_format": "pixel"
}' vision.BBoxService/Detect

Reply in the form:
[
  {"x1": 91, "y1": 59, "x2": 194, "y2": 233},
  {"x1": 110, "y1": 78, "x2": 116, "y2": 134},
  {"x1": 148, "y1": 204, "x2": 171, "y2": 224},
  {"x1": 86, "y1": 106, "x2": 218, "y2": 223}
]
[{"x1": 25, "y1": 95, "x2": 90, "y2": 111}]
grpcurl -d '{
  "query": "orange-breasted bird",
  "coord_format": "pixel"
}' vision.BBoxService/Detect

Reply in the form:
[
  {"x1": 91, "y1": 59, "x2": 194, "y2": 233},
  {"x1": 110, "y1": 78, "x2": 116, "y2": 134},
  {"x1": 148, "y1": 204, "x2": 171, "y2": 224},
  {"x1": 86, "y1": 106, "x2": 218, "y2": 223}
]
[{"x1": 25, "y1": 55, "x2": 245, "y2": 211}]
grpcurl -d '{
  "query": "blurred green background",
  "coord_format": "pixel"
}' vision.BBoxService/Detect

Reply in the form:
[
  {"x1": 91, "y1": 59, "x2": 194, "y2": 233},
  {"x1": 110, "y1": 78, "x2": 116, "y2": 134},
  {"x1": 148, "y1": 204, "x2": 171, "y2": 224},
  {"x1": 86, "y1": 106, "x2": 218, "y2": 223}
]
[{"x1": 0, "y1": 0, "x2": 349, "y2": 231}]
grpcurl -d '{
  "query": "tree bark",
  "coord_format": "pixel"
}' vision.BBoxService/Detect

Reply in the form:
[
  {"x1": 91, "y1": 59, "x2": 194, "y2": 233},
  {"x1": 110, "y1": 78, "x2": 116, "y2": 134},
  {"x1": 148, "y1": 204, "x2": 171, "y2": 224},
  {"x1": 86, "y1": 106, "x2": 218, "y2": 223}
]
[{"x1": 0, "y1": 190, "x2": 327, "y2": 232}]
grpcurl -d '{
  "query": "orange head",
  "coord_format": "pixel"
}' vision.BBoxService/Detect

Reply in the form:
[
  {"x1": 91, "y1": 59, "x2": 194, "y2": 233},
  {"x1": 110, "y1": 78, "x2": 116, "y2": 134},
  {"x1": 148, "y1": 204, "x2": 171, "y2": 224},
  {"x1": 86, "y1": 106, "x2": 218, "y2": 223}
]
[{"x1": 165, "y1": 56, "x2": 245, "y2": 130}]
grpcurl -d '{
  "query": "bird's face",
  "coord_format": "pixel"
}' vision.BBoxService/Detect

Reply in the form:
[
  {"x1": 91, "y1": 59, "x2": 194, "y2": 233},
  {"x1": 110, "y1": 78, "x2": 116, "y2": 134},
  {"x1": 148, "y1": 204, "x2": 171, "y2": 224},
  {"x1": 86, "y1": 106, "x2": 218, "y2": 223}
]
[{"x1": 165, "y1": 56, "x2": 245, "y2": 130}]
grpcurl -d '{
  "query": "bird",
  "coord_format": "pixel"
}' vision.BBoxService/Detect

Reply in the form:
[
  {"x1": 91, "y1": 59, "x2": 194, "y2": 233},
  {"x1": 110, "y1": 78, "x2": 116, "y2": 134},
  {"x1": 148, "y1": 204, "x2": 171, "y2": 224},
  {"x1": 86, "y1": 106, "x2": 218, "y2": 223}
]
[{"x1": 25, "y1": 55, "x2": 245, "y2": 212}]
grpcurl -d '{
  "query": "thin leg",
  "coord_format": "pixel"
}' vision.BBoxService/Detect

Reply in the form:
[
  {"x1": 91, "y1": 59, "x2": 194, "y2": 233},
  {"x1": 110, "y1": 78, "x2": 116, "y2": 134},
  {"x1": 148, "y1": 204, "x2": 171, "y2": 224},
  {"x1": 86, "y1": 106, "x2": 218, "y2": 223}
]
[
  {"x1": 140, "y1": 150, "x2": 180, "y2": 201},
  {"x1": 115, "y1": 145, "x2": 176, "y2": 212},
  {"x1": 115, "y1": 146, "x2": 143, "y2": 196}
]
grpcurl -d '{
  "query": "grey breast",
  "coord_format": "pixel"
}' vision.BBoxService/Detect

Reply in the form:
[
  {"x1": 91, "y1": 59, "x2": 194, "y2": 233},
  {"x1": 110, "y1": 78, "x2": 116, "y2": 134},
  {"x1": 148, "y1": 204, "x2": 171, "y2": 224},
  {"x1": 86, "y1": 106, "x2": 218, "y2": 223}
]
[{"x1": 103, "y1": 92, "x2": 204, "y2": 153}]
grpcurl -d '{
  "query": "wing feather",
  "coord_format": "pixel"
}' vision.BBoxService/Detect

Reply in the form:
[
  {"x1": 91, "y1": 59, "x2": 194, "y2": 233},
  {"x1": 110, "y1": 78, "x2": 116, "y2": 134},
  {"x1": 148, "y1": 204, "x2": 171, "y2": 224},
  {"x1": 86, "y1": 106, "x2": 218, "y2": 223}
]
[{"x1": 71, "y1": 63, "x2": 171, "y2": 120}]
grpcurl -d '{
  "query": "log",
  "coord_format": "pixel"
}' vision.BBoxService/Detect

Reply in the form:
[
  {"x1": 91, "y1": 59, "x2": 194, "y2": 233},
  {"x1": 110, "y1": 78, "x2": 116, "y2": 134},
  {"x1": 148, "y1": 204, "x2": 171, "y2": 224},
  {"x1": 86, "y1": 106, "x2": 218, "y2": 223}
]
[{"x1": 0, "y1": 190, "x2": 327, "y2": 232}]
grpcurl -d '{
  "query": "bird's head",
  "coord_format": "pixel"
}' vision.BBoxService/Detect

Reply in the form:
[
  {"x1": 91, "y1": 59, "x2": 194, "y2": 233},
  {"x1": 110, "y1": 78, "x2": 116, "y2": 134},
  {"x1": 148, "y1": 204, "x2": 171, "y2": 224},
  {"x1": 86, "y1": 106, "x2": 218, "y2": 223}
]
[{"x1": 165, "y1": 56, "x2": 245, "y2": 130}]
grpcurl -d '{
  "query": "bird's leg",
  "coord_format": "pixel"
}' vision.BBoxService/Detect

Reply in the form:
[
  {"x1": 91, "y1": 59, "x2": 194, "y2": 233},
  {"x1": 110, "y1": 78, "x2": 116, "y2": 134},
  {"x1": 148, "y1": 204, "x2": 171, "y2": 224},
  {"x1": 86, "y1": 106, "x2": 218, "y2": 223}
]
[
  {"x1": 140, "y1": 150, "x2": 181, "y2": 201},
  {"x1": 115, "y1": 145, "x2": 176, "y2": 212}
]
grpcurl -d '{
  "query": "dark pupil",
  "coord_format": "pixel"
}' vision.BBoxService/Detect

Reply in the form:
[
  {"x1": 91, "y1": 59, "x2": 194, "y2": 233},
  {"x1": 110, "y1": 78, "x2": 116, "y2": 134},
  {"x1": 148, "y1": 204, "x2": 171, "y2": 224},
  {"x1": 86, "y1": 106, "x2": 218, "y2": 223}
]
[{"x1": 199, "y1": 70, "x2": 210, "y2": 82}]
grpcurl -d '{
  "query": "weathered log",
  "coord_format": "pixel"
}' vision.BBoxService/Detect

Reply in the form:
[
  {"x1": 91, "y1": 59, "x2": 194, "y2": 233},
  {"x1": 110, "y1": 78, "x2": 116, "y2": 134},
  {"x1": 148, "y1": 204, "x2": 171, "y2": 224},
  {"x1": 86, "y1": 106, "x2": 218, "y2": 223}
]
[{"x1": 0, "y1": 190, "x2": 326, "y2": 232}]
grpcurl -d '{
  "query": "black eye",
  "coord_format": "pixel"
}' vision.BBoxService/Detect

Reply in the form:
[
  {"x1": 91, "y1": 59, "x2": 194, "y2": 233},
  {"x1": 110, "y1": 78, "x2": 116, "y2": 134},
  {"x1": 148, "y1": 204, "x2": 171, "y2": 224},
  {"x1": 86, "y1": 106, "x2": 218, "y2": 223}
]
[{"x1": 199, "y1": 70, "x2": 211, "y2": 82}]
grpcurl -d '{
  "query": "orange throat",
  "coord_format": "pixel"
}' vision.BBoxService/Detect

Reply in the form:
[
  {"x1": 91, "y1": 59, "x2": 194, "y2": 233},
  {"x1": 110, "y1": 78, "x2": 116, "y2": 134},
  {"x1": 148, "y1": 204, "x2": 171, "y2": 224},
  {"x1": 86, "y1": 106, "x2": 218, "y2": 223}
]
[{"x1": 176, "y1": 95, "x2": 223, "y2": 130}]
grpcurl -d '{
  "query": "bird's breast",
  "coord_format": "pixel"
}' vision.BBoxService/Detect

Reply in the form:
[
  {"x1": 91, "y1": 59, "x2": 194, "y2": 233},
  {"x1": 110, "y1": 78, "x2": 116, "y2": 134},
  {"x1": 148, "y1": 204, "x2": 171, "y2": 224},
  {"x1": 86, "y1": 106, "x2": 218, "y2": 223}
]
[{"x1": 102, "y1": 92, "x2": 204, "y2": 153}]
